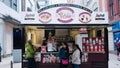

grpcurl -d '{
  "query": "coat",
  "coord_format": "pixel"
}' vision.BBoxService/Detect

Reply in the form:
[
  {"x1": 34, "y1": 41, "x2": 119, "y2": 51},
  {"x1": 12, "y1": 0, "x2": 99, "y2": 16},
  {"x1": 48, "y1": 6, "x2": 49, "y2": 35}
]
[
  {"x1": 25, "y1": 43, "x2": 35, "y2": 58},
  {"x1": 72, "y1": 49, "x2": 81, "y2": 64},
  {"x1": 117, "y1": 42, "x2": 120, "y2": 48},
  {"x1": 59, "y1": 48, "x2": 69, "y2": 61}
]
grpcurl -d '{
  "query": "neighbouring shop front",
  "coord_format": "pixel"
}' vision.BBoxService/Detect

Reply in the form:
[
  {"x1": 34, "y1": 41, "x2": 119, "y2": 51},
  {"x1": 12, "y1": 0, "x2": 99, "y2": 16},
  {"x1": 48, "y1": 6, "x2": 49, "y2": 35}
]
[
  {"x1": 21, "y1": 4, "x2": 109, "y2": 68},
  {"x1": 112, "y1": 21, "x2": 120, "y2": 51}
]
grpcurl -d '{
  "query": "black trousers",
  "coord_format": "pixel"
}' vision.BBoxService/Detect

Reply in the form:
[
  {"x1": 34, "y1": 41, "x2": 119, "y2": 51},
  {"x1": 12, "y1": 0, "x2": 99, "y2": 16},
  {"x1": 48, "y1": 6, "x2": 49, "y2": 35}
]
[
  {"x1": 0, "y1": 53, "x2": 1, "y2": 62},
  {"x1": 59, "y1": 60, "x2": 68, "y2": 68},
  {"x1": 27, "y1": 58, "x2": 36, "y2": 68}
]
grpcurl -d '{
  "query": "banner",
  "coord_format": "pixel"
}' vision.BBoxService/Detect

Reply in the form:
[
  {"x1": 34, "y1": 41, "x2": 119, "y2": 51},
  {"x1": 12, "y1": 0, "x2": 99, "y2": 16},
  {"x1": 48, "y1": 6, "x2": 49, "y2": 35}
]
[{"x1": 20, "y1": 4, "x2": 108, "y2": 25}]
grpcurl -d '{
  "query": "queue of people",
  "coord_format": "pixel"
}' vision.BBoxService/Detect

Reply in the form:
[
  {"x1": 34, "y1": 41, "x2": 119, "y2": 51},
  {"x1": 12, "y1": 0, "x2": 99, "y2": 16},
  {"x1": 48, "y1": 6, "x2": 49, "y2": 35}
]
[
  {"x1": 25, "y1": 39, "x2": 82, "y2": 68},
  {"x1": 59, "y1": 42, "x2": 82, "y2": 68}
]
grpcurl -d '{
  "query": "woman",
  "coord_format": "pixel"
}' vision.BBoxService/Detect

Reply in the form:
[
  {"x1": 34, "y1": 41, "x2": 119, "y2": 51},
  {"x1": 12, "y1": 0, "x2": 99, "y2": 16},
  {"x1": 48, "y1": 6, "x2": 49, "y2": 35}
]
[
  {"x1": 72, "y1": 44, "x2": 81, "y2": 68},
  {"x1": 59, "y1": 42, "x2": 69, "y2": 68},
  {"x1": 25, "y1": 40, "x2": 36, "y2": 68},
  {"x1": 47, "y1": 36, "x2": 55, "y2": 52},
  {"x1": 116, "y1": 41, "x2": 120, "y2": 56}
]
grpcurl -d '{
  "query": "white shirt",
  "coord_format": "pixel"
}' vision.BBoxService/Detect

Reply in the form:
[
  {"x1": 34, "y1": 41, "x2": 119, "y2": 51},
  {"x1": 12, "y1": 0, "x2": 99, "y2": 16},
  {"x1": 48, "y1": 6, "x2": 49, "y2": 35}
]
[
  {"x1": 47, "y1": 43, "x2": 53, "y2": 51},
  {"x1": 72, "y1": 49, "x2": 81, "y2": 64}
]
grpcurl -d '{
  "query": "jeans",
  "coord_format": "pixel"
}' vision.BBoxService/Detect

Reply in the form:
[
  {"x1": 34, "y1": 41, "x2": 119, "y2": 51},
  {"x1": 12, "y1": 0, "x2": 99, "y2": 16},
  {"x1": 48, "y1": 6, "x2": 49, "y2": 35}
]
[
  {"x1": 27, "y1": 58, "x2": 36, "y2": 68},
  {"x1": 73, "y1": 64, "x2": 80, "y2": 68}
]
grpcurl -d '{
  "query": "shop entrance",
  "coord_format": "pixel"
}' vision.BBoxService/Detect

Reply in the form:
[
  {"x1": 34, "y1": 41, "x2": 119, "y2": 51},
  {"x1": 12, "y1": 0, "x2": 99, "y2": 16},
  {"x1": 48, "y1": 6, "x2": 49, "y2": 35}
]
[
  {"x1": 20, "y1": 3, "x2": 109, "y2": 68},
  {"x1": 22, "y1": 25, "x2": 108, "y2": 68}
]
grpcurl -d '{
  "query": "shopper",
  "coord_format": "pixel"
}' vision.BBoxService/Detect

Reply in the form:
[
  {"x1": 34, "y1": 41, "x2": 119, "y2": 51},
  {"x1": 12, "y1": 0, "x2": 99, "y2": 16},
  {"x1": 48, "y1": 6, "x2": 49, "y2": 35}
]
[
  {"x1": 116, "y1": 41, "x2": 120, "y2": 56},
  {"x1": 59, "y1": 42, "x2": 69, "y2": 68},
  {"x1": 72, "y1": 44, "x2": 81, "y2": 68},
  {"x1": 25, "y1": 40, "x2": 36, "y2": 68},
  {"x1": 0, "y1": 45, "x2": 2, "y2": 62}
]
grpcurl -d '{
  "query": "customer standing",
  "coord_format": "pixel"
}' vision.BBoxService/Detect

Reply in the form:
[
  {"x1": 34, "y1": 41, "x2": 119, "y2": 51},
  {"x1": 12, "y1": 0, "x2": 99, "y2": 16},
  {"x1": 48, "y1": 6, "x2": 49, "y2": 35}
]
[
  {"x1": 25, "y1": 40, "x2": 36, "y2": 68},
  {"x1": 116, "y1": 41, "x2": 120, "y2": 56},
  {"x1": 0, "y1": 45, "x2": 2, "y2": 62},
  {"x1": 72, "y1": 44, "x2": 81, "y2": 68},
  {"x1": 59, "y1": 42, "x2": 69, "y2": 68}
]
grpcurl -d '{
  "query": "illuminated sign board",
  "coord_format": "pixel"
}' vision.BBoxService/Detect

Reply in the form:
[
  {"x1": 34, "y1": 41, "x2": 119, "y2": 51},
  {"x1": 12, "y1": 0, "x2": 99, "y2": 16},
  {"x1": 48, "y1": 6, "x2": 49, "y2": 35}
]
[{"x1": 20, "y1": 4, "x2": 108, "y2": 24}]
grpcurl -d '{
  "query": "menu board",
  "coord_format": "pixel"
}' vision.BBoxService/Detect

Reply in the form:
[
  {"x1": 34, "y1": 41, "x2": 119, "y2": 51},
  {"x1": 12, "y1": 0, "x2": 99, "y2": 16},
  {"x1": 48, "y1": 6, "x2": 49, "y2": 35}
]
[{"x1": 82, "y1": 37, "x2": 104, "y2": 53}]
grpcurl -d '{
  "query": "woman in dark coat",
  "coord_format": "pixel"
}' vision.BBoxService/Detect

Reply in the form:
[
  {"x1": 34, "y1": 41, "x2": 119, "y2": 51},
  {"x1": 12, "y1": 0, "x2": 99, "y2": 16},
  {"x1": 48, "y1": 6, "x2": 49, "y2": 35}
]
[{"x1": 59, "y1": 42, "x2": 69, "y2": 68}]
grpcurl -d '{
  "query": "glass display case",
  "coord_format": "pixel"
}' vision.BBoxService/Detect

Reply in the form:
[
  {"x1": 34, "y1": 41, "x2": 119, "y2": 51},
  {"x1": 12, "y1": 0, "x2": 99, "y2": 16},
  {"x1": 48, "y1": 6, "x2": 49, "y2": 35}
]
[{"x1": 82, "y1": 37, "x2": 105, "y2": 53}]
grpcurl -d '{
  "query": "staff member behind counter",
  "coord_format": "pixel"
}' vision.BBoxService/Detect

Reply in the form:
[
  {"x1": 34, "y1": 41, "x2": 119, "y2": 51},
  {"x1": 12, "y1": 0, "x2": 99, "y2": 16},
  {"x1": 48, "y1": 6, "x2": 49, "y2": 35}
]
[{"x1": 47, "y1": 36, "x2": 57, "y2": 52}]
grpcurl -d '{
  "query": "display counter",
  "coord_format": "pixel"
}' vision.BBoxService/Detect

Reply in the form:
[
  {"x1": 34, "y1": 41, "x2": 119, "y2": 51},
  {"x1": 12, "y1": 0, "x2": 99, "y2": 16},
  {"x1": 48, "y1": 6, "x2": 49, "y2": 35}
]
[
  {"x1": 22, "y1": 37, "x2": 108, "y2": 68},
  {"x1": 23, "y1": 52, "x2": 107, "y2": 68}
]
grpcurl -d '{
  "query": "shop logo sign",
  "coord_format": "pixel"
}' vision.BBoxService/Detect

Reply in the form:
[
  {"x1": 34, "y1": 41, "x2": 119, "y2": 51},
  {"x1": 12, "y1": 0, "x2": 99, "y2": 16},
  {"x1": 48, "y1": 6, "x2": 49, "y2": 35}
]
[
  {"x1": 95, "y1": 13, "x2": 105, "y2": 20},
  {"x1": 39, "y1": 12, "x2": 52, "y2": 23},
  {"x1": 24, "y1": 13, "x2": 35, "y2": 20},
  {"x1": 79, "y1": 12, "x2": 91, "y2": 23},
  {"x1": 56, "y1": 7, "x2": 74, "y2": 23}
]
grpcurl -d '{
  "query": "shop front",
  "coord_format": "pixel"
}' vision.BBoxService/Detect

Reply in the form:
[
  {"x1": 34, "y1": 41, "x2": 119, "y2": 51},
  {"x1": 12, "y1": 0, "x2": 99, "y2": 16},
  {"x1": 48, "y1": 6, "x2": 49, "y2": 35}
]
[
  {"x1": 112, "y1": 21, "x2": 120, "y2": 51},
  {"x1": 21, "y1": 4, "x2": 109, "y2": 68}
]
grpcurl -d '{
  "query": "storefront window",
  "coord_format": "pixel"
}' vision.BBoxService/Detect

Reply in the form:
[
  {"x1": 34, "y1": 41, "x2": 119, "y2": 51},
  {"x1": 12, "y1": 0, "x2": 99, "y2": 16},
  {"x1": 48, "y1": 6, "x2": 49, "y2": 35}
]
[
  {"x1": 113, "y1": 32, "x2": 120, "y2": 50},
  {"x1": 109, "y1": 0, "x2": 114, "y2": 16},
  {"x1": 119, "y1": 0, "x2": 120, "y2": 11},
  {"x1": 21, "y1": 0, "x2": 25, "y2": 11},
  {"x1": 12, "y1": 0, "x2": 17, "y2": 11},
  {"x1": 2, "y1": 0, "x2": 11, "y2": 7},
  {"x1": 1, "y1": 0, "x2": 18, "y2": 11},
  {"x1": 113, "y1": 22, "x2": 120, "y2": 50}
]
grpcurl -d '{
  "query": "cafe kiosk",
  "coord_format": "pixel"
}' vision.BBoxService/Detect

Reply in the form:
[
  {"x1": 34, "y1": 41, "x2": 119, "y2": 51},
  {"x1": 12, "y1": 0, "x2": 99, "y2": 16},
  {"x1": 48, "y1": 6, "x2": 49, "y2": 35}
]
[{"x1": 21, "y1": 4, "x2": 109, "y2": 68}]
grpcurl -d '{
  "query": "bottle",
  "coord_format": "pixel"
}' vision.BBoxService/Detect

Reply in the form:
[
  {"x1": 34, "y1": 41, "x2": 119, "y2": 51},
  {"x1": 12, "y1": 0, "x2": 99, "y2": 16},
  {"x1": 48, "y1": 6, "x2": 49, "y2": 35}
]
[
  {"x1": 90, "y1": 44, "x2": 93, "y2": 52},
  {"x1": 90, "y1": 38, "x2": 92, "y2": 44},
  {"x1": 96, "y1": 38, "x2": 98, "y2": 44},
  {"x1": 93, "y1": 40, "x2": 95, "y2": 45},
  {"x1": 83, "y1": 46, "x2": 85, "y2": 52},
  {"x1": 87, "y1": 46, "x2": 89, "y2": 52},
  {"x1": 102, "y1": 45, "x2": 104, "y2": 52},
  {"x1": 83, "y1": 38, "x2": 85, "y2": 43},
  {"x1": 86, "y1": 40, "x2": 88, "y2": 45},
  {"x1": 95, "y1": 46, "x2": 97, "y2": 52},
  {"x1": 99, "y1": 46, "x2": 101, "y2": 52},
  {"x1": 98, "y1": 40, "x2": 101, "y2": 45}
]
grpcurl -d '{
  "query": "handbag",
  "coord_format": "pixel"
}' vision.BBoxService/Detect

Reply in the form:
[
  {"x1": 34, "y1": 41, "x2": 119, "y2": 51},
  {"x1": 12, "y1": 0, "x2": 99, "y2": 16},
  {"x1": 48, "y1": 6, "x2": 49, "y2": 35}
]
[{"x1": 62, "y1": 59, "x2": 68, "y2": 65}]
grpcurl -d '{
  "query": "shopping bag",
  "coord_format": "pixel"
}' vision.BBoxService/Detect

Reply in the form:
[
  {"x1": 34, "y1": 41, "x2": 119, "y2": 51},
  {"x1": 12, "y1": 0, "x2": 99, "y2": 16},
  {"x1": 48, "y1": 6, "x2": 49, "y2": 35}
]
[{"x1": 62, "y1": 59, "x2": 68, "y2": 65}]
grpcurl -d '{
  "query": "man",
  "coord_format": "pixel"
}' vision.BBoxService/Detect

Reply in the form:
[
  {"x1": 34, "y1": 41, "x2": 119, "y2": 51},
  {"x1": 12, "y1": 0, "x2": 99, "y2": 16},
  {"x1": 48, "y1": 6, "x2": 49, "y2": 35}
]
[{"x1": 25, "y1": 40, "x2": 36, "y2": 68}]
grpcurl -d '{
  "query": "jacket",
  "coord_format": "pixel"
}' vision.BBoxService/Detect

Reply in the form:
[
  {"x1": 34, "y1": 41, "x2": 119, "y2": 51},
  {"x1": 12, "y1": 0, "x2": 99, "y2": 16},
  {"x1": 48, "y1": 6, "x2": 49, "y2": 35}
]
[
  {"x1": 59, "y1": 48, "x2": 69, "y2": 61},
  {"x1": 72, "y1": 49, "x2": 81, "y2": 64},
  {"x1": 25, "y1": 43, "x2": 35, "y2": 58}
]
